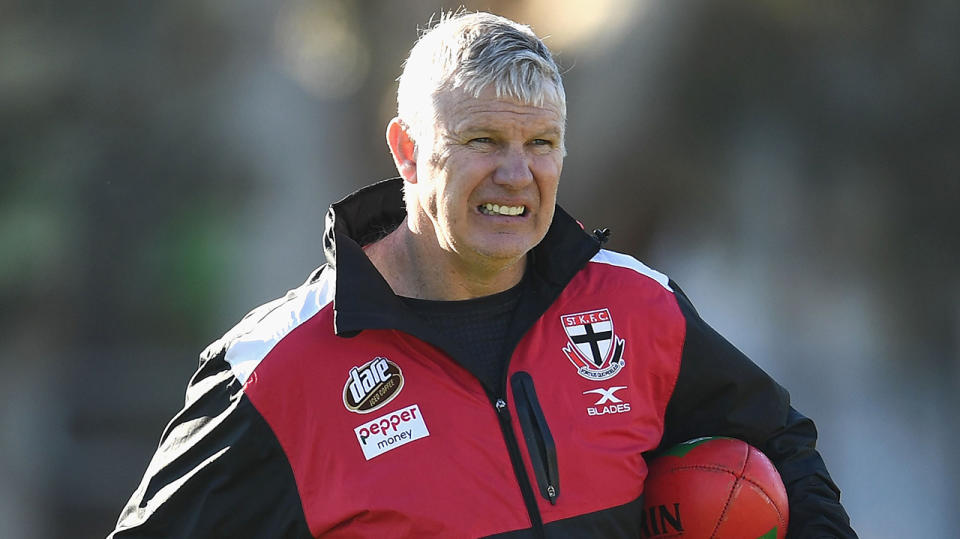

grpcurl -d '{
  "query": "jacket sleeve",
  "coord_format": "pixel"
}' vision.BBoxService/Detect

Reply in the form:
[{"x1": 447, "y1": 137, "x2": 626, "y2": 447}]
[
  {"x1": 656, "y1": 281, "x2": 856, "y2": 539},
  {"x1": 108, "y1": 341, "x2": 312, "y2": 539}
]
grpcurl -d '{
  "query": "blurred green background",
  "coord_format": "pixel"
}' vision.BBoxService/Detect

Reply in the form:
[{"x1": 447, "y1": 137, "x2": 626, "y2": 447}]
[{"x1": 2, "y1": 1, "x2": 957, "y2": 537}]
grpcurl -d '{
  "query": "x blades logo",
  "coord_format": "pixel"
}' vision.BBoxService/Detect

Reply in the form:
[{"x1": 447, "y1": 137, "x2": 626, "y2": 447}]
[
  {"x1": 583, "y1": 386, "x2": 627, "y2": 405},
  {"x1": 583, "y1": 386, "x2": 631, "y2": 416},
  {"x1": 560, "y1": 308, "x2": 626, "y2": 381}
]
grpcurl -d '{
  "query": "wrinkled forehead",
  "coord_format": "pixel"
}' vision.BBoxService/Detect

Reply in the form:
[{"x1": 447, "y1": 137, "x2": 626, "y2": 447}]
[{"x1": 431, "y1": 83, "x2": 567, "y2": 131}]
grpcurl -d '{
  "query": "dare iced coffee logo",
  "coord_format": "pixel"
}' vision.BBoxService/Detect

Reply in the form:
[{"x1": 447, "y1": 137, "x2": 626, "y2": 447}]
[
  {"x1": 354, "y1": 404, "x2": 430, "y2": 460},
  {"x1": 343, "y1": 357, "x2": 404, "y2": 414}
]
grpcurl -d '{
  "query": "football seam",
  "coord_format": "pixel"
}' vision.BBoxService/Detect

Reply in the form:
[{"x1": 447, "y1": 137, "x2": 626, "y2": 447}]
[
  {"x1": 709, "y1": 442, "x2": 750, "y2": 539},
  {"x1": 664, "y1": 464, "x2": 738, "y2": 474},
  {"x1": 658, "y1": 465, "x2": 743, "y2": 539},
  {"x1": 739, "y1": 474, "x2": 787, "y2": 527},
  {"x1": 677, "y1": 456, "x2": 785, "y2": 537}
]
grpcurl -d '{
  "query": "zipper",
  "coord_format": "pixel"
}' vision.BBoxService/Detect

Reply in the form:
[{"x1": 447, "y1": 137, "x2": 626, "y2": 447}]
[
  {"x1": 492, "y1": 395, "x2": 547, "y2": 539},
  {"x1": 510, "y1": 372, "x2": 560, "y2": 505}
]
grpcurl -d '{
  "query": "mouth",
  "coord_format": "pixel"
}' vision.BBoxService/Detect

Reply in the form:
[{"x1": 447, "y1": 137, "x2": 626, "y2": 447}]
[{"x1": 478, "y1": 202, "x2": 527, "y2": 217}]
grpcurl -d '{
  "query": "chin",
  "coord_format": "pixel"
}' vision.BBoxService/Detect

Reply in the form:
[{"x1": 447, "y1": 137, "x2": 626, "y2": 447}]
[{"x1": 469, "y1": 235, "x2": 540, "y2": 262}]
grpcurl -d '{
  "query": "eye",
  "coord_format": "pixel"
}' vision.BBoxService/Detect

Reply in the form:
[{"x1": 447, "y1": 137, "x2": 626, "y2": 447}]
[
  {"x1": 469, "y1": 137, "x2": 494, "y2": 144},
  {"x1": 529, "y1": 139, "x2": 558, "y2": 153}
]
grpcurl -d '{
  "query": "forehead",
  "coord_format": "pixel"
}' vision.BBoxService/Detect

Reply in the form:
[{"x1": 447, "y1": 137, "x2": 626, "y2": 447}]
[{"x1": 433, "y1": 86, "x2": 566, "y2": 134}]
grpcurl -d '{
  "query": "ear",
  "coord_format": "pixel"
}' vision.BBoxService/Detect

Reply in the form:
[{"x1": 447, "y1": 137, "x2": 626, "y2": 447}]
[{"x1": 386, "y1": 118, "x2": 418, "y2": 184}]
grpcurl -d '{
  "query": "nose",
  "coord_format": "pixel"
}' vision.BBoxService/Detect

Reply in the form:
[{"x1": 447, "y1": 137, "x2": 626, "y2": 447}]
[{"x1": 492, "y1": 146, "x2": 534, "y2": 188}]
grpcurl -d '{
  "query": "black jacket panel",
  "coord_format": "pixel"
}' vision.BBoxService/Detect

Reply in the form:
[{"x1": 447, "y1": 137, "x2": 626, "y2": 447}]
[{"x1": 109, "y1": 341, "x2": 311, "y2": 538}]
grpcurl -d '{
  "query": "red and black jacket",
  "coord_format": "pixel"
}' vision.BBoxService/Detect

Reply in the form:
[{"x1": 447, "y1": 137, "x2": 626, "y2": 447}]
[{"x1": 110, "y1": 179, "x2": 854, "y2": 538}]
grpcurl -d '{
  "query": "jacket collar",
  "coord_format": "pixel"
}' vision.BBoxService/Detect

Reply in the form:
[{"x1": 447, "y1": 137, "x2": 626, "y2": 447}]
[{"x1": 323, "y1": 178, "x2": 601, "y2": 339}]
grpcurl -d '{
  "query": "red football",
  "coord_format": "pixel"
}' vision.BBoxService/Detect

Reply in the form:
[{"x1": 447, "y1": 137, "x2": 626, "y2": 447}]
[{"x1": 641, "y1": 437, "x2": 788, "y2": 539}]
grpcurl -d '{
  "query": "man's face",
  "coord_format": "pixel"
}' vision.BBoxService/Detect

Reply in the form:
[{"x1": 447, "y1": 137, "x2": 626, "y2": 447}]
[{"x1": 410, "y1": 85, "x2": 565, "y2": 268}]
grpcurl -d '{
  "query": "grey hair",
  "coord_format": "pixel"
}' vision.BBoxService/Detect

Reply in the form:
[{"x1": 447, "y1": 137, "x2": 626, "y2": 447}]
[{"x1": 396, "y1": 11, "x2": 566, "y2": 145}]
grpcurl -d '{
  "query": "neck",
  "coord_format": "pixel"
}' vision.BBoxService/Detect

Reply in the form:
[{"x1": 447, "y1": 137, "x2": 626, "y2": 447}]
[{"x1": 364, "y1": 219, "x2": 526, "y2": 301}]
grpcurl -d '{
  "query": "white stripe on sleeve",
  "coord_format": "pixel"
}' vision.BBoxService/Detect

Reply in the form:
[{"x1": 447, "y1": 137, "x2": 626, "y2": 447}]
[
  {"x1": 589, "y1": 249, "x2": 673, "y2": 292},
  {"x1": 224, "y1": 269, "x2": 336, "y2": 385}
]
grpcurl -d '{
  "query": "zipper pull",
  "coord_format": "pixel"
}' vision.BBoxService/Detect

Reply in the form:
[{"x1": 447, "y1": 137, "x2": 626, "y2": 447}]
[
  {"x1": 495, "y1": 398, "x2": 507, "y2": 413},
  {"x1": 546, "y1": 485, "x2": 557, "y2": 505}
]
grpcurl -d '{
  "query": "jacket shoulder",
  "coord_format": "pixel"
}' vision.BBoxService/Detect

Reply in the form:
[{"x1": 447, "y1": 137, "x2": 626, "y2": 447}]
[
  {"x1": 586, "y1": 249, "x2": 674, "y2": 292},
  {"x1": 199, "y1": 265, "x2": 335, "y2": 385},
  {"x1": 110, "y1": 268, "x2": 333, "y2": 538}
]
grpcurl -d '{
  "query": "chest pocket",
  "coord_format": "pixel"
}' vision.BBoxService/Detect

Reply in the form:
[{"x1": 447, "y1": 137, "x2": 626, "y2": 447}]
[{"x1": 511, "y1": 371, "x2": 560, "y2": 506}]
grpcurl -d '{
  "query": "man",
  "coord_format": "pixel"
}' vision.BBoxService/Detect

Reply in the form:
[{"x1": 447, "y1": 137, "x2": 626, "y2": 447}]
[{"x1": 110, "y1": 12, "x2": 855, "y2": 538}]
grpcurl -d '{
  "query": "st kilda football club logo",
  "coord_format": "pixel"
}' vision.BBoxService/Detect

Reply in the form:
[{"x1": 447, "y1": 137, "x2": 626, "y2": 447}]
[
  {"x1": 343, "y1": 357, "x2": 404, "y2": 414},
  {"x1": 560, "y1": 308, "x2": 626, "y2": 380}
]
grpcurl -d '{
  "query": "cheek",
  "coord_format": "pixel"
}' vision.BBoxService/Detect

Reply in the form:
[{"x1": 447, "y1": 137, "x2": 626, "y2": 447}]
[
  {"x1": 423, "y1": 177, "x2": 462, "y2": 225},
  {"x1": 534, "y1": 156, "x2": 563, "y2": 196},
  {"x1": 439, "y1": 159, "x2": 481, "y2": 208},
  {"x1": 413, "y1": 179, "x2": 439, "y2": 219}
]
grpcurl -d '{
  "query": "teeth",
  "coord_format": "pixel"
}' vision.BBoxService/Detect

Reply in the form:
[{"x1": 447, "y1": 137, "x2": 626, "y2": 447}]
[{"x1": 482, "y1": 203, "x2": 524, "y2": 216}]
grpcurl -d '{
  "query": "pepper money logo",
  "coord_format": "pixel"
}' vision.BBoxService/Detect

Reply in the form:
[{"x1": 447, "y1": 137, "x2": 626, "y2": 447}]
[
  {"x1": 354, "y1": 404, "x2": 429, "y2": 460},
  {"x1": 560, "y1": 308, "x2": 626, "y2": 381},
  {"x1": 342, "y1": 357, "x2": 404, "y2": 414}
]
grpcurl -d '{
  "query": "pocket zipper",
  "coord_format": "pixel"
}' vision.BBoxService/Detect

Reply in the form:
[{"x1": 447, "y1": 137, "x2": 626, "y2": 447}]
[{"x1": 510, "y1": 371, "x2": 559, "y2": 505}]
